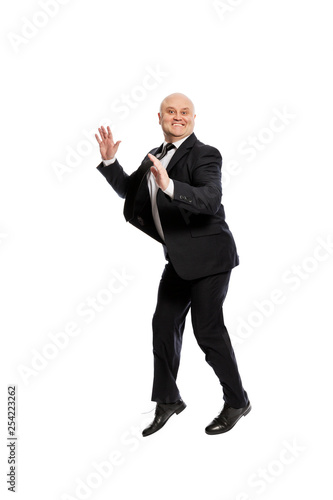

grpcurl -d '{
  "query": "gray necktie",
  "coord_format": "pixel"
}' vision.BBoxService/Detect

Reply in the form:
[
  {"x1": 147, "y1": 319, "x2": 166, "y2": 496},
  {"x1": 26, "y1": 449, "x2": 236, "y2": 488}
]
[
  {"x1": 157, "y1": 142, "x2": 176, "y2": 160},
  {"x1": 123, "y1": 143, "x2": 175, "y2": 221}
]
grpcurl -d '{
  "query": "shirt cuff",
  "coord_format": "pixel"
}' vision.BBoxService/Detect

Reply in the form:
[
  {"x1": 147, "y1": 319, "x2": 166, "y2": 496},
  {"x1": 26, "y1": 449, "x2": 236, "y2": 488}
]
[
  {"x1": 163, "y1": 179, "x2": 174, "y2": 199},
  {"x1": 103, "y1": 157, "x2": 116, "y2": 166}
]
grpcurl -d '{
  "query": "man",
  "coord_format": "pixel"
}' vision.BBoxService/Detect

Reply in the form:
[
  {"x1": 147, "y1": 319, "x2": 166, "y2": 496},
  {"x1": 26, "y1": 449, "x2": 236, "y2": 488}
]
[{"x1": 95, "y1": 93, "x2": 251, "y2": 437}]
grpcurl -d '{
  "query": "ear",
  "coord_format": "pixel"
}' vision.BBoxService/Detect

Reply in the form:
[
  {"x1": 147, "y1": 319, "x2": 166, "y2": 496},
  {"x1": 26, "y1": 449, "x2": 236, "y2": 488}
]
[{"x1": 158, "y1": 112, "x2": 161, "y2": 124}]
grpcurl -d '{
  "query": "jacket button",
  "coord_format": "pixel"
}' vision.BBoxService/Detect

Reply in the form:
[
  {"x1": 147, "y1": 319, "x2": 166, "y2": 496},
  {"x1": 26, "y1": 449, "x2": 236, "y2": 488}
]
[{"x1": 137, "y1": 216, "x2": 144, "y2": 226}]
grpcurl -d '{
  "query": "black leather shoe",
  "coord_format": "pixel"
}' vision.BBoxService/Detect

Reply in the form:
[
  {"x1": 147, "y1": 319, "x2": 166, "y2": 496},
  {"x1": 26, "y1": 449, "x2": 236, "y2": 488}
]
[
  {"x1": 205, "y1": 401, "x2": 251, "y2": 435},
  {"x1": 142, "y1": 400, "x2": 186, "y2": 437}
]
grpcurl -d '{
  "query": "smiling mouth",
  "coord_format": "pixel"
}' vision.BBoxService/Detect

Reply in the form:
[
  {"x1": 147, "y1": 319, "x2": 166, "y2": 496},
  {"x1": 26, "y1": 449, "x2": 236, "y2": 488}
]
[{"x1": 172, "y1": 123, "x2": 185, "y2": 127}]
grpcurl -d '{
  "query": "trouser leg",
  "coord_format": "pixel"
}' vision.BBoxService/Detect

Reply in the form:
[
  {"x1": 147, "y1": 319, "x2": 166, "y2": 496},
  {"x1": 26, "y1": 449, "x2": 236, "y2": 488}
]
[
  {"x1": 151, "y1": 262, "x2": 191, "y2": 403},
  {"x1": 190, "y1": 271, "x2": 249, "y2": 408}
]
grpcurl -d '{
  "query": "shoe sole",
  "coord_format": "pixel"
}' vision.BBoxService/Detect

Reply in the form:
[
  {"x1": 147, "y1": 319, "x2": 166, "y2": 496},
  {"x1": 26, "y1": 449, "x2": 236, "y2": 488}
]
[{"x1": 205, "y1": 404, "x2": 252, "y2": 435}]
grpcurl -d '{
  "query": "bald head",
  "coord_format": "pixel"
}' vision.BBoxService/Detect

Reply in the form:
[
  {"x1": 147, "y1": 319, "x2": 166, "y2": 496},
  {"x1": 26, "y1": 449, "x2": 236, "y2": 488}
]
[
  {"x1": 159, "y1": 93, "x2": 195, "y2": 115},
  {"x1": 158, "y1": 93, "x2": 196, "y2": 143}
]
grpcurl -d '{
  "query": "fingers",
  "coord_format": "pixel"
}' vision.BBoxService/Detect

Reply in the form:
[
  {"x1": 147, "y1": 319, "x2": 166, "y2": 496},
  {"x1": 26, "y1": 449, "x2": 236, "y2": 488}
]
[
  {"x1": 95, "y1": 127, "x2": 111, "y2": 143},
  {"x1": 99, "y1": 126, "x2": 107, "y2": 139},
  {"x1": 96, "y1": 126, "x2": 118, "y2": 143},
  {"x1": 97, "y1": 126, "x2": 110, "y2": 139},
  {"x1": 148, "y1": 153, "x2": 160, "y2": 170},
  {"x1": 150, "y1": 164, "x2": 169, "y2": 191}
]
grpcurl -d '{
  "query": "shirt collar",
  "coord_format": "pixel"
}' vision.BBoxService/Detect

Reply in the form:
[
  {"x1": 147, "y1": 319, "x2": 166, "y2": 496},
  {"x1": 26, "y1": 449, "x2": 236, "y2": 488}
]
[{"x1": 163, "y1": 134, "x2": 192, "y2": 150}]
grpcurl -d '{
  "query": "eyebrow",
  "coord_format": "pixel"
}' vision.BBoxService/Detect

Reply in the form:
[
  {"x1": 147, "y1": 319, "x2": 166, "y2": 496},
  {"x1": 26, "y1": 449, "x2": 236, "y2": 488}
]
[{"x1": 166, "y1": 107, "x2": 190, "y2": 111}]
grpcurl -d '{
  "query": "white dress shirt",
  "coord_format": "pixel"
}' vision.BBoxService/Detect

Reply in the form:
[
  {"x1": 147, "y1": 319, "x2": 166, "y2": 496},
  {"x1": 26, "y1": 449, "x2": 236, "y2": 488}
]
[{"x1": 102, "y1": 135, "x2": 190, "y2": 241}]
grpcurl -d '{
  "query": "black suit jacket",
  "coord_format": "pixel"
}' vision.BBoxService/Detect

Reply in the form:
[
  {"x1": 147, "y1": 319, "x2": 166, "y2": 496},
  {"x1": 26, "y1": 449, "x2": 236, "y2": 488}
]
[{"x1": 96, "y1": 132, "x2": 239, "y2": 280}]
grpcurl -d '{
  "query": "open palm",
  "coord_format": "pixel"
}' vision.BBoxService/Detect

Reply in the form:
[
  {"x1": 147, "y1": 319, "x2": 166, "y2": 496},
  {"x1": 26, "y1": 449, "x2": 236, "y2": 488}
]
[{"x1": 95, "y1": 126, "x2": 121, "y2": 160}]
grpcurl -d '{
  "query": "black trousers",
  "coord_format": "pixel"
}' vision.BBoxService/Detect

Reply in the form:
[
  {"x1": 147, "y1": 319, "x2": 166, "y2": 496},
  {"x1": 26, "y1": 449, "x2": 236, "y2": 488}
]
[{"x1": 151, "y1": 261, "x2": 248, "y2": 408}]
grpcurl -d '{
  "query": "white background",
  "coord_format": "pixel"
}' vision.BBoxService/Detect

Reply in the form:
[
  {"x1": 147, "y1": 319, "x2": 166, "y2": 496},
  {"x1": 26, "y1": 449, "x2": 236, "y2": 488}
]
[{"x1": 1, "y1": 0, "x2": 332, "y2": 499}]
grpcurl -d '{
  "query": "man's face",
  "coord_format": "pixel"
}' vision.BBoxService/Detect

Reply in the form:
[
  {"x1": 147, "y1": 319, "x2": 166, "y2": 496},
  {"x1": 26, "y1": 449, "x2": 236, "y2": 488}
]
[{"x1": 158, "y1": 95, "x2": 196, "y2": 142}]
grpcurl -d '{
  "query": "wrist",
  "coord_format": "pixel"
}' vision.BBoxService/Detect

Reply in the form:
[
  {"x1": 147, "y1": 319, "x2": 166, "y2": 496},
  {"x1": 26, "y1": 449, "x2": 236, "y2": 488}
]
[
  {"x1": 103, "y1": 157, "x2": 116, "y2": 166},
  {"x1": 163, "y1": 179, "x2": 174, "y2": 199},
  {"x1": 162, "y1": 180, "x2": 169, "y2": 191}
]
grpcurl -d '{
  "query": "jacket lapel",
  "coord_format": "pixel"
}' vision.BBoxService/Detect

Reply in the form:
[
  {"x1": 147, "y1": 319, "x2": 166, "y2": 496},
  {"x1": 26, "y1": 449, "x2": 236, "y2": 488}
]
[
  {"x1": 123, "y1": 144, "x2": 163, "y2": 221},
  {"x1": 166, "y1": 133, "x2": 197, "y2": 174},
  {"x1": 123, "y1": 135, "x2": 196, "y2": 222}
]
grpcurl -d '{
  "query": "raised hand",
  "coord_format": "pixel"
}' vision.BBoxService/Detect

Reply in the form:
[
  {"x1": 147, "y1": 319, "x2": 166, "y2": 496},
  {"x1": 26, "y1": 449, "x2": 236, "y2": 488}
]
[
  {"x1": 95, "y1": 126, "x2": 121, "y2": 160},
  {"x1": 148, "y1": 153, "x2": 170, "y2": 191}
]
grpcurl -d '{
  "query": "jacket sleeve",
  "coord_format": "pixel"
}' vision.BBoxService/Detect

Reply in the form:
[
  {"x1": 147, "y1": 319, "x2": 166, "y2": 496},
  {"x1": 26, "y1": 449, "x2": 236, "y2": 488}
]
[
  {"x1": 96, "y1": 160, "x2": 130, "y2": 199},
  {"x1": 171, "y1": 146, "x2": 222, "y2": 215}
]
